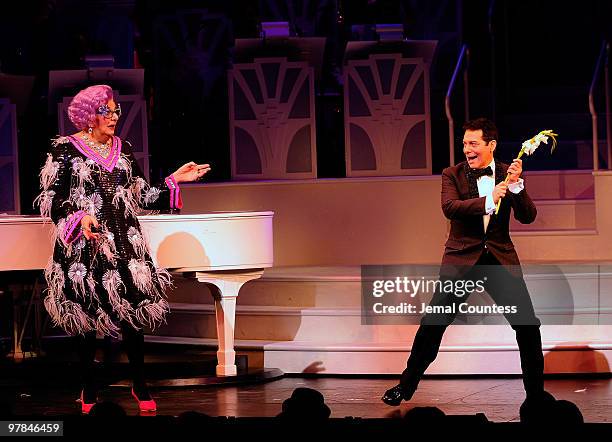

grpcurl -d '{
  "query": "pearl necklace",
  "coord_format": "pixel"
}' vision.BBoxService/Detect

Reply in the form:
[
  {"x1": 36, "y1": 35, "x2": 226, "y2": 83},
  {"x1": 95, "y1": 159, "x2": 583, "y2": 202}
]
[{"x1": 82, "y1": 133, "x2": 112, "y2": 157}]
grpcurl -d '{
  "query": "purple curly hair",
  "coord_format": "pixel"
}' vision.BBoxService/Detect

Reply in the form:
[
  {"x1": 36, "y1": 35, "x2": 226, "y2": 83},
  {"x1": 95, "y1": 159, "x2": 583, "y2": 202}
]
[{"x1": 67, "y1": 85, "x2": 114, "y2": 131}]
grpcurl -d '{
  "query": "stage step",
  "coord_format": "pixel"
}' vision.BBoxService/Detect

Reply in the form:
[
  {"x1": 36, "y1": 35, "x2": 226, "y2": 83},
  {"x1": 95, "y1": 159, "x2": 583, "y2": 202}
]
[
  {"x1": 510, "y1": 198, "x2": 595, "y2": 231},
  {"x1": 145, "y1": 335, "x2": 612, "y2": 375},
  {"x1": 503, "y1": 170, "x2": 596, "y2": 232},
  {"x1": 156, "y1": 304, "x2": 375, "y2": 342},
  {"x1": 162, "y1": 264, "x2": 612, "y2": 343},
  {"x1": 170, "y1": 268, "x2": 362, "y2": 308},
  {"x1": 157, "y1": 301, "x2": 611, "y2": 342},
  {"x1": 520, "y1": 170, "x2": 594, "y2": 200},
  {"x1": 262, "y1": 340, "x2": 612, "y2": 375},
  {"x1": 155, "y1": 263, "x2": 612, "y2": 375}
]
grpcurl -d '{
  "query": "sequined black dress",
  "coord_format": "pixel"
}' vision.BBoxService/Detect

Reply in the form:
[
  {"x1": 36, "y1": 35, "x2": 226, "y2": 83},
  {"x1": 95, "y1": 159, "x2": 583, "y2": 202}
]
[{"x1": 36, "y1": 135, "x2": 182, "y2": 336}]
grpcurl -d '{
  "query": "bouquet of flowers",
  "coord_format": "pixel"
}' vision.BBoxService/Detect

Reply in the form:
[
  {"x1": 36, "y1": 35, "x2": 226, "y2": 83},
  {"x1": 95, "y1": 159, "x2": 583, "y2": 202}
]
[{"x1": 495, "y1": 129, "x2": 558, "y2": 215}]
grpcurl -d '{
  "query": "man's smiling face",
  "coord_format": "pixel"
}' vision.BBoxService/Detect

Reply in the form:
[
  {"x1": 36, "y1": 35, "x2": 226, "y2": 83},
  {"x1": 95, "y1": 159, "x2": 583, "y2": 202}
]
[{"x1": 463, "y1": 129, "x2": 496, "y2": 169}]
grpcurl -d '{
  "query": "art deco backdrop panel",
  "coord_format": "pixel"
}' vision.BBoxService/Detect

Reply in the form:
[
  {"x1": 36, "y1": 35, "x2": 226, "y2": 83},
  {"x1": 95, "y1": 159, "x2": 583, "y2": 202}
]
[
  {"x1": 0, "y1": 99, "x2": 19, "y2": 214},
  {"x1": 344, "y1": 54, "x2": 433, "y2": 177},
  {"x1": 229, "y1": 58, "x2": 317, "y2": 180}
]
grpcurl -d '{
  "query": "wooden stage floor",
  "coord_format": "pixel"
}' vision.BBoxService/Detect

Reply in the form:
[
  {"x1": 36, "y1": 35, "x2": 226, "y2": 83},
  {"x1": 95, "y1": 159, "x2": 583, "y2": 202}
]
[{"x1": 6, "y1": 376, "x2": 612, "y2": 422}]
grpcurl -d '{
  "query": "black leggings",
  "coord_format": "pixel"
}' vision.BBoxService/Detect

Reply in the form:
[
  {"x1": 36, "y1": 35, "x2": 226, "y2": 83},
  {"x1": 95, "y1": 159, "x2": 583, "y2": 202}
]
[{"x1": 78, "y1": 323, "x2": 146, "y2": 401}]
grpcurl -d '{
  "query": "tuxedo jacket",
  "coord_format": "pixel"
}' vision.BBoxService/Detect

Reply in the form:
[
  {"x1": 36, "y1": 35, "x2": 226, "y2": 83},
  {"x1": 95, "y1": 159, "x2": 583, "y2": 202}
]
[{"x1": 440, "y1": 160, "x2": 537, "y2": 268}]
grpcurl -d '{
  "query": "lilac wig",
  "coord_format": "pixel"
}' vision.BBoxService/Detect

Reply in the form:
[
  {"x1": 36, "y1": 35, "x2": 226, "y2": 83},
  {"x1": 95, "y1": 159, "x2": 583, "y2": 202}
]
[{"x1": 67, "y1": 85, "x2": 114, "y2": 131}]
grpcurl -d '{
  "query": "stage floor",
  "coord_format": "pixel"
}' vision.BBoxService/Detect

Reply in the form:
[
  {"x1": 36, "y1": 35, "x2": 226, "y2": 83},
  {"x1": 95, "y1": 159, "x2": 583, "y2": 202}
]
[{"x1": 6, "y1": 377, "x2": 611, "y2": 422}]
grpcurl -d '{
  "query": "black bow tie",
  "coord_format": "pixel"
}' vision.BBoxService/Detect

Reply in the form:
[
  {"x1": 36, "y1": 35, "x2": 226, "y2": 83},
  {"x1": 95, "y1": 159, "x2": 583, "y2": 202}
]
[{"x1": 470, "y1": 166, "x2": 493, "y2": 179}]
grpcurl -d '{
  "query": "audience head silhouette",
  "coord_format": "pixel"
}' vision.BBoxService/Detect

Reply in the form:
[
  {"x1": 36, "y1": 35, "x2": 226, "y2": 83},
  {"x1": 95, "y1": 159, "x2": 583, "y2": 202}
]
[
  {"x1": 554, "y1": 399, "x2": 584, "y2": 425},
  {"x1": 520, "y1": 391, "x2": 583, "y2": 425},
  {"x1": 403, "y1": 406, "x2": 446, "y2": 424},
  {"x1": 277, "y1": 387, "x2": 331, "y2": 420},
  {"x1": 0, "y1": 402, "x2": 12, "y2": 419},
  {"x1": 89, "y1": 401, "x2": 127, "y2": 418}
]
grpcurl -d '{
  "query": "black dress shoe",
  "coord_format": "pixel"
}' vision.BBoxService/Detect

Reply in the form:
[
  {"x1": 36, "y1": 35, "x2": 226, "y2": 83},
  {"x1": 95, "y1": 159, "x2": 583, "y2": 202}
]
[{"x1": 381, "y1": 384, "x2": 413, "y2": 406}]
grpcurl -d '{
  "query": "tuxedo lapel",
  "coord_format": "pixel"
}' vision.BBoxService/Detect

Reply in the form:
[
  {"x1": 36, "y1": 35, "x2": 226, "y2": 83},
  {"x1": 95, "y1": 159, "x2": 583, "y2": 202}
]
[
  {"x1": 460, "y1": 162, "x2": 485, "y2": 231},
  {"x1": 463, "y1": 162, "x2": 480, "y2": 199},
  {"x1": 488, "y1": 160, "x2": 507, "y2": 229},
  {"x1": 494, "y1": 159, "x2": 505, "y2": 186}
]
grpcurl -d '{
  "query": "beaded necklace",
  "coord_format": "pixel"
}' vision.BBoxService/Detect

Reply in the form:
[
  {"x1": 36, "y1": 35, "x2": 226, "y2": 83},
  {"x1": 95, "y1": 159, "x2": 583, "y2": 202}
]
[{"x1": 81, "y1": 133, "x2": 112, "y2": 158}]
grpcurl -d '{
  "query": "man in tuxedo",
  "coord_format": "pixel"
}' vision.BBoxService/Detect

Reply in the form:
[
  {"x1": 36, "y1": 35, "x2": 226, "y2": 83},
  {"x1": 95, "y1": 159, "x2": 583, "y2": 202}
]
[{"x1": 382, "y1": 118, "x2": 545, "y2": 406}]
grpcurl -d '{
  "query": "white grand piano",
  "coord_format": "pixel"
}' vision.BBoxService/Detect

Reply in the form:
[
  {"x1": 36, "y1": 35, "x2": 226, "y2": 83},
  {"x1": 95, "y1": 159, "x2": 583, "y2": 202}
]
[{"x1": 0, "y1": 212, "x2": 274, "y2": 376}]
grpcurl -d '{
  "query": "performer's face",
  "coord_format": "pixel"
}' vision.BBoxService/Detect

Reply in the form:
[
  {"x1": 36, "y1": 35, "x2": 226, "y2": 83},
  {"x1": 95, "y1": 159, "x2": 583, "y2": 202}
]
[
  {"x1": 94, "y1": 99, "x2": 120, "y2": 139},
  {"x1": 463, "y1": 129, "x2": 496, "y2": 169}
]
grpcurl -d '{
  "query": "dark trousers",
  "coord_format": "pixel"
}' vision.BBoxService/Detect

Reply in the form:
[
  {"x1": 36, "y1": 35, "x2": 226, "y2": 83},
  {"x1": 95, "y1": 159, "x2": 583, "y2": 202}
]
[
  {"x1": 78, "y1": 323, "x2": 145, "y2": 401},
  {"x1": 400, "y1": 250, "x2": 544, "y2": 397}
]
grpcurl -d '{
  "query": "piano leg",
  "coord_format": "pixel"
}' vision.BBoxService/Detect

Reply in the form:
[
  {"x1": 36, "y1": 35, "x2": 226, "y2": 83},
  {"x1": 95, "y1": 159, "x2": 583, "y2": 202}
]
[
  {"x1": 11, "y1": 286, "x2": 23, "y2": 357},
  {"x1": 194, "y1": 270, "x2": 265, "y2": 377},
  {"x1": 214, "y1": 294, "x2": 237, "y2": 376},
  {"x1": 7, "y1": 280, "x2": 40, "y2": 359}
]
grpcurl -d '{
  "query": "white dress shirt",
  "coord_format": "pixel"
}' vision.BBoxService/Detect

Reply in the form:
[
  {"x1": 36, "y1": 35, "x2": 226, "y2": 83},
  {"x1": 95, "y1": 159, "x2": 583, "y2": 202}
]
[{"x1": 478, "y1": 160, "x2": 524, "y2": 232}]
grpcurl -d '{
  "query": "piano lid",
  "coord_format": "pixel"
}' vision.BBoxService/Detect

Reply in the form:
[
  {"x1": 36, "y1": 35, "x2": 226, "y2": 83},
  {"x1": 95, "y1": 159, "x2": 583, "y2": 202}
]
[
  {"x1": 139, "y1": 212, "x2": 274, "y2": 271},
  {"x1": 137, "y1": 211, "x2": 274, "y2": 222},
  {"x1": 0, "y1": 212, "x2": 274, "y2": 272}
]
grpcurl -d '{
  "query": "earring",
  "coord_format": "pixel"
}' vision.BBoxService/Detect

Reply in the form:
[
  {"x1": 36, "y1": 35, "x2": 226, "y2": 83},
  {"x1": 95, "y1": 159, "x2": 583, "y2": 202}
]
[{"x1": 88, "y1": 127, "x2": 93, "y2": 134}]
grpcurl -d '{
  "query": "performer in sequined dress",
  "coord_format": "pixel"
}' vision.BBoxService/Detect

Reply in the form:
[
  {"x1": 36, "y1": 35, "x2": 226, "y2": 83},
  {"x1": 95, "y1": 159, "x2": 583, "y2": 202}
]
[{"x1": 35, "y1": 84, "x2": 210, "y2": 413}]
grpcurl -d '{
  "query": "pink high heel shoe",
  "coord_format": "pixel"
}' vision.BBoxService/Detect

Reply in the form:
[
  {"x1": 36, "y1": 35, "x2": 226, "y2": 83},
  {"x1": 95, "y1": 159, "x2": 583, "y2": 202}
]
[
  {"x1": 131, "y1": 388, "x2": 157, "y2": 412},
  {"x1": 80, "y1": 390, "x2": 96, "y2": 414}
]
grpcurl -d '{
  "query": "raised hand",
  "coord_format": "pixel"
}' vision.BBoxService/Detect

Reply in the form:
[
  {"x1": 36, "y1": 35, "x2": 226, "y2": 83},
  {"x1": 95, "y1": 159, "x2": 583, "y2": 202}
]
[
  {"x1": 172, "y1": 162, "x2": 211, "y2": 183},
  {"x1": 507, "y1": 158, "x2": 523, "y2": 183}
]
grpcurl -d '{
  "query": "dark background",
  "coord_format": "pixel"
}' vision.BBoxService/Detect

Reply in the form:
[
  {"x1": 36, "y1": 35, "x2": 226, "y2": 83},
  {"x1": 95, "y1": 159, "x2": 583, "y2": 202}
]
[{"x1": 0, "y1": 0, "x2": 610, "y2": 213}]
